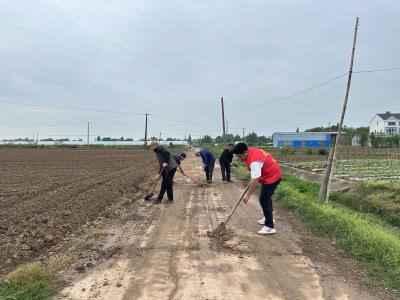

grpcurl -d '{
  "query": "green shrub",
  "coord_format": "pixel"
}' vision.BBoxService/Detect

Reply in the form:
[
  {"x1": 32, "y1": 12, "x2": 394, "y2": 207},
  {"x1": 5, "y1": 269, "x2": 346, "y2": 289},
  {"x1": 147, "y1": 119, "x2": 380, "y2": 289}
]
[{"x1": 318, "y1": 148, "x2": 328, "y2": 155}]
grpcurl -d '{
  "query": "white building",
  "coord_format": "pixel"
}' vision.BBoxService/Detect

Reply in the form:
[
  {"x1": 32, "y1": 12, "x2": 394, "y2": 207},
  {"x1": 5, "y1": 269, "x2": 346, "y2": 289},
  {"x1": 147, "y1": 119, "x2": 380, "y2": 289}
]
[{"x1": 370, "y1": 111, "x2": 400, "y2": 135}]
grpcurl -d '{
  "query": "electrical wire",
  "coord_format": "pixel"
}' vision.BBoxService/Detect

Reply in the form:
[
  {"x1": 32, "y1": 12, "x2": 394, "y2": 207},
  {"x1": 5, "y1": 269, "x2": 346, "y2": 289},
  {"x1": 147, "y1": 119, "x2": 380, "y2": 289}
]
[{"x1": 0, "y1": 97, "x2": 145, "y2": 116}]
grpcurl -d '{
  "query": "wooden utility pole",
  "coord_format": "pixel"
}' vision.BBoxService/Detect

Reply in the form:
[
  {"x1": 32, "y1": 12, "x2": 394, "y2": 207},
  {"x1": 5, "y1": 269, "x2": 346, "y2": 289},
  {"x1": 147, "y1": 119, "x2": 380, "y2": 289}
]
[
  {"x1": 221, "y1": 97, "x2": 227, "y2": 147},
  {"x1": 319, "y1": 17, "x2": 359, "y2": 203},
  {"x1": 87, "y1": 122, "x2": 90, "y2": 146},
  {"x1": 144, "y1": 113, "x2": 148, "y2": 151}
]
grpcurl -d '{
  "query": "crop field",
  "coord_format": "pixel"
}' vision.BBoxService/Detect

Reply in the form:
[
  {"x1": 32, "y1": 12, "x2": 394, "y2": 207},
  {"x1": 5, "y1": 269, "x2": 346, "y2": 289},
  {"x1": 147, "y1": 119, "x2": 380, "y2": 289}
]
[
  {"x1": 0, "y1": 148, "x2": 156, "y2": 276},
  {"x1": 289, "y1": 159, "x2": 400, "y2": 180}
]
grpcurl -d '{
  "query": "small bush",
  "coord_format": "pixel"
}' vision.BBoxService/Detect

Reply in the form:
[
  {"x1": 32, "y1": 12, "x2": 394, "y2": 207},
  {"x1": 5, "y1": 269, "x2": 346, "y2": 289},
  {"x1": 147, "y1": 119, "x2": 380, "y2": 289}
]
[
  {"x1": 318, "y1": 148, "x2": 328, "y2": 155},
  {"x1": 306, "y1": 148, "x2": 313, "y2": 155},
  {"x1": 280, "y1": 147, "x2": 296, "y2": 155}
]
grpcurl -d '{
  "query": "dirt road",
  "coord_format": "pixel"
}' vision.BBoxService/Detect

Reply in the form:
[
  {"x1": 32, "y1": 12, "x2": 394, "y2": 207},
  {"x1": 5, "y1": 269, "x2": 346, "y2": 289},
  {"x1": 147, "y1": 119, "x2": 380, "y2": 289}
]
[{"x1": 55, "y1": 153, "x2": 389, "y2": 300}]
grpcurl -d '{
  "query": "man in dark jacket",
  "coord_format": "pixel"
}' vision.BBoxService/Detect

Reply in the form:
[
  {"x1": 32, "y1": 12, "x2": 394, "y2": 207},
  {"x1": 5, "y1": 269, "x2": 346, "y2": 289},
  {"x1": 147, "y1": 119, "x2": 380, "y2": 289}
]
[
  {"x1": 195, "y1": 148, "x2": 216, "y2": 184},
  {"x1": 219, "y1": 143, "x2": 234, "y2": 183},
  {"x1": 150, "y1": 142, "x2": 178, "y2": 204},
  {"x1": 173, "y1": 153, "x2": 187, "y2": 176}
]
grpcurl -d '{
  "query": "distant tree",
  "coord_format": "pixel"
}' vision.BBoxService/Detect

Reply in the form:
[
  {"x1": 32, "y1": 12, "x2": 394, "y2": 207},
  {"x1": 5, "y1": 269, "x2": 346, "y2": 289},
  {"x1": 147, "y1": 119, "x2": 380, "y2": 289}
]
[
  {"x1": 125, "y1": 138, "x2": 134, "y2": 141},
  {"x1": 120, "y1": 136, "x2": 124, "y2": 141},
  {"x1": 234, "y1": 134, "x2": 241, "y2": 142},
  {"x1": 150, "y1": 136, "x2": 158, "y2": 141},
  {"x1": 296, "y1": 127, "x2": 300, "y2": 132},
  {"x1": 215, "y1": 136, "x2": 223, "y2": 144},
  {"x1": 201, "y1": 135, "x2": 212, "y2": 144},
  {"x1": 246, "y1": 132, "x2": 258, "y2": 144},
  {"x1": 188, "y1": 134, "x2": 192, "y2": 144},
  {"x1": 359, "y1": 131, "x2": 369, "y2": 148},
  {"x1": 96, "y1": 136, "x2": 101, "y2": 141},
  {"x1": 101, "y1": 137, "x2": 112, "y2": 141}
]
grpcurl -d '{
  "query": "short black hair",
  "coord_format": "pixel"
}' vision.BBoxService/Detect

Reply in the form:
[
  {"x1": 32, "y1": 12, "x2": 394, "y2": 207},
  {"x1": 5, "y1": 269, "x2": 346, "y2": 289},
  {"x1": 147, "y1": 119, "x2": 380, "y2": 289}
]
[
  {"x1": 180, "y1": 153, "x2": 187, "y2": 158},
  {"x1": 227, "y1": 143, "x2": 234, "y2": 147},
  {"x1": 233, "y1": 142, "x2": 248, "y2": 154}
]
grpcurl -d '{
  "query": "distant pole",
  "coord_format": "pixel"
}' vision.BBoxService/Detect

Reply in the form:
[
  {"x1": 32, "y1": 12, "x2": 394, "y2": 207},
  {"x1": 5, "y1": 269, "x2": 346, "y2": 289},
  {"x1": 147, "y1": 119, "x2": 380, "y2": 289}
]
[
  {"x1": 144, "y1": 113, "x2": 148, "y2": 151},
  {"x1": 159, "y1": 132, "x2": 161, "y2": 142},
  {"x1": 226, "y1": 120, "x2": 228, "y2": 135},
  {"x1": 221, "y1": 97, "x2": 227, "y2": 147},
  {"x1": 87, "y1": 122, "x2": 90, "y2": 146},
  {"x1": 36, "y1": 132, "x2": 38, "y2": 143},
  {"x1": 319, "y1": 17, "x2": 359, "y2": 203},
  {"x1": 242, "y1": 128, "x2": 246, "y2": 141}
]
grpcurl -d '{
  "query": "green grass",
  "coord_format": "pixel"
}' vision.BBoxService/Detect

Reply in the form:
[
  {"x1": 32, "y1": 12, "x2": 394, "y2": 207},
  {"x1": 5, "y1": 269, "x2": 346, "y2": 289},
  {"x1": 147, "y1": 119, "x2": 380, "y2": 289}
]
[
  {"x1": 275, "y1": 174, "x2": 400, "y2": 292},
  {"x1": 0, "y1": 263, "x2": 57, "y2": 300},
  {"x1": 232, "y1": 164, "x2": 400, "y2": 292}
]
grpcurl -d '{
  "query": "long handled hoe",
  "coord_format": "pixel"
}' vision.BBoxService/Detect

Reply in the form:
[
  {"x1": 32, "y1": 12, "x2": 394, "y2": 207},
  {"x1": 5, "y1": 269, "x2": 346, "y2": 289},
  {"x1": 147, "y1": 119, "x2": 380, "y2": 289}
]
[
  {"x1": 210, "y1": 184, "x2": 250, "y2": 237},
  {"x1": 144, "y1": 167, "x2": 165, "y2": 200}
]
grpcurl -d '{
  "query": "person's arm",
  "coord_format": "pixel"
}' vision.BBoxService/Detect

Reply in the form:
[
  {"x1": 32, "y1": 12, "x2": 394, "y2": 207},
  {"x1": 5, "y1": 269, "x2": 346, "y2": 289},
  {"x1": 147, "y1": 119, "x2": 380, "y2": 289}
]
[
  {"x1": 242, "y1": 161, "x2": 263, "y2": 204},
  {"x1": 201, "y1": 152, "x2": 209, "y2": 166},
  {"x1": 179, "y1": 166, "x2": 187, "y2": 176}
]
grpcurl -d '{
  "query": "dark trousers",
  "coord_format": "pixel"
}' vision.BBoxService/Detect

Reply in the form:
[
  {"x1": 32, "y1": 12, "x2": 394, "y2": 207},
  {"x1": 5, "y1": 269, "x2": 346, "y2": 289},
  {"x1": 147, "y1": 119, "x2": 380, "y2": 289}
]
[
  {"x1": 204, "y1": 162, "x2": 215, "y2": 182},
  {"x1": 157, "y1": 168, "x2": 176, "y2": 201},
  {"x1": 220, "y1": 162, "x2": 231, "y2": 181},
  {"x1": 259, "y1": 179, "x2": 281, "y2": 228}
]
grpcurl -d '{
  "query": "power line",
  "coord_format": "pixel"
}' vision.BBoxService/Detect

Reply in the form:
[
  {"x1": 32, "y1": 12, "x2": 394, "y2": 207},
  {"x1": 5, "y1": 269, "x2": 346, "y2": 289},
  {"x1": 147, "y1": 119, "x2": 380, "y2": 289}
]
[
  {"x1": 232, "y1": 72, "x2": 348, "y2": 108},
  {"x1": 353, "y1": 67, "x2": 400, "y2": 73},
  {"x1": 0, "y1": 97, "x2": 145, "y2": 116}
]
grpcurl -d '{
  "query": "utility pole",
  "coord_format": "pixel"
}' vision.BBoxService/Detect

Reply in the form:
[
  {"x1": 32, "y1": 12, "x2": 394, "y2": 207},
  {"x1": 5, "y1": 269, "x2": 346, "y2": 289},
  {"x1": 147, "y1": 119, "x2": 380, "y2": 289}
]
[
  {"x1": 221, "y1": 97, "x2": 227, "y2": 147},
  {"x1": 242, "y1": 128, "x2": 246, "y2": 141},
  {"x1": 144, "y1": 113, "x2": 148, "y2": 151},
  {"x1": 36, "y1": 132, "x2": 38, "y2": 143},
  {"x1": 159, "y1": 132, "x2": 161, "y2": 142},
  {"x1": 319, "y1": 17, "x2": 359, "y2": 203},
  {"x1": 226, "y1": 120, "x2": 228, "y2": 135},
  {"x1": 87, "y1": 122, "x2": 90, "y2": 146}
]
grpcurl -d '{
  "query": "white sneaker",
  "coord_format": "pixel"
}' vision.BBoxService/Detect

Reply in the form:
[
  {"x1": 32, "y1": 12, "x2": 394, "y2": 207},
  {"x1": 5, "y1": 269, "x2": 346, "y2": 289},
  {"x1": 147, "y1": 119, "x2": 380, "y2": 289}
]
[
  {"x1": 257, "y1": 217, "x2": 276, "y2": 225},
  {"x1": 257, "y1": 226, "x2": 277, "y2": 235}
]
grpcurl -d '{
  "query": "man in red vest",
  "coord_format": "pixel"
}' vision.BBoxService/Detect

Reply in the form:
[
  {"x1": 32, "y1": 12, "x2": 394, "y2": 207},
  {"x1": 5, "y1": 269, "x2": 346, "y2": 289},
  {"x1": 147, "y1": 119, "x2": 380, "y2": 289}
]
[{"x1": 233, "y1": 142, "x2": 282, "y2": 235}]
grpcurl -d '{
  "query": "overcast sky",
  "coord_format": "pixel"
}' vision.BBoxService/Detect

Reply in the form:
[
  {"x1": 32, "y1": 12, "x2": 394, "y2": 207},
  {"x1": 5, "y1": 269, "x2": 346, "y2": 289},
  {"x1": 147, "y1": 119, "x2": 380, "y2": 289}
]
[{"x1": 0, "y1": 0, "x2": 399, "y2": 140}]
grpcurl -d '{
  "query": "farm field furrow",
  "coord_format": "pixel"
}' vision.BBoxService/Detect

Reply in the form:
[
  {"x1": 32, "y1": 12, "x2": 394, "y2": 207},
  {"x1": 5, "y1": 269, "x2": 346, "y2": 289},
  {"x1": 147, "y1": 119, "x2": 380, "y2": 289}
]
[{"x1": 0, "y1": 149, "x2": 156, "y2": 276}]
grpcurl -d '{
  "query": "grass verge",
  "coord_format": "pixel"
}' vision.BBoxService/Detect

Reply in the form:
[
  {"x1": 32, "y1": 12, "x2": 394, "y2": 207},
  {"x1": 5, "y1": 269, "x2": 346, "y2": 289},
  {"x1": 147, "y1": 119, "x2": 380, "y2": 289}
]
[
  {"x1": 0, "y1": 227, "x2": 106, "y2": 300},
  {"x1": 0, "y1": 263, "x2": 57, "y2": 300},
  {"x1": 232, "y1": 163, "x2": 400, "y2": 293},
  {"x1": 276, "y1": 173, "x2": 400, "y2": 293}
]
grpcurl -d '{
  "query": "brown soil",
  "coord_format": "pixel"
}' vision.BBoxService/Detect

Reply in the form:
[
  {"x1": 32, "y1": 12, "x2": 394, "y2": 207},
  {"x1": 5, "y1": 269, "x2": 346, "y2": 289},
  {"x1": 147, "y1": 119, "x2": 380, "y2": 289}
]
[
  {"x1": 53, "y1": 152, "x2": 395, "y2": 300},
  {"x1": 0, "y1": 148, "x2": 156, "y2": 276}
]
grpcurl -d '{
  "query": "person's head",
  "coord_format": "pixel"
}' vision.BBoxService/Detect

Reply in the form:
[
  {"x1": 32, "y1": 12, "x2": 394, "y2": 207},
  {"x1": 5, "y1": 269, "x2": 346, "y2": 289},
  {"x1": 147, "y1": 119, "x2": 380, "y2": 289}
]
[
  {"x1": 180, "y1": 153, "x2": 187, "y2": 161},
  {"x1": 227, "y1": 143, "x2": 234, "y2": 152},
  {"x1": 195, "y1": 149, "x2": 201, "y2": 157},
  {"x1": 150, "y1": 141, "x2": 159, "y2": 151},
  {"x1": 233, "y1": 142, "x2": 248, "y2": 161}
]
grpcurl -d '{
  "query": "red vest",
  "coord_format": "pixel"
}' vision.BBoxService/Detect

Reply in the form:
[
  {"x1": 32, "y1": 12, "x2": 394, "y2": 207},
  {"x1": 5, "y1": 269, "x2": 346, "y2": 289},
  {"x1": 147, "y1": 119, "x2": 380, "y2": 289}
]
[{"x1": 245, "y1": 147, "x2": 282, "y2": 184}]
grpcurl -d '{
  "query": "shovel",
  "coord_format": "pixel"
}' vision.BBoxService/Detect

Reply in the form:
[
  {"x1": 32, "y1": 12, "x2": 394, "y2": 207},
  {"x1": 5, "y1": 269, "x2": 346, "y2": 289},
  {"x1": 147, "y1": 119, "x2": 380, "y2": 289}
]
[
  {"x1": 210, "y1": 184, "x2": 250, "y2": 237},
  {"x1": 144, "y1": 167, "x2": 165, "y2": 200}
]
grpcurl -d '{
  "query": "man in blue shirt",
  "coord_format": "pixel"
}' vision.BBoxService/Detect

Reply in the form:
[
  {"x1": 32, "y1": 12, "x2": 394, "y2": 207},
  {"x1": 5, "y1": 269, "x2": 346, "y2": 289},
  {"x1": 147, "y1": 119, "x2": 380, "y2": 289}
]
[{"x1": 195, "y1": 148, "x2": 216, "y2": 184}]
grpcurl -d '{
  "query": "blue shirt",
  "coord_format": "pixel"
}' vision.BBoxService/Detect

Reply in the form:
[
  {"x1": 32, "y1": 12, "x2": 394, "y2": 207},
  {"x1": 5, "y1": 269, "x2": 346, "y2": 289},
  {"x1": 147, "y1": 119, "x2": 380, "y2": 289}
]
[{"x1": 200, "y1": 149, "x2": 216, "y2": 166}]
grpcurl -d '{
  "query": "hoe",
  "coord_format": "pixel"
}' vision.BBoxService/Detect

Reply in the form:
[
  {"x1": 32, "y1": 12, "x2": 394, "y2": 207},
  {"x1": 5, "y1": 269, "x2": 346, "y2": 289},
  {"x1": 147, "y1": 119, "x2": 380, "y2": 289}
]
[
  {"x1": 210, "y1": 183, "x2": 250, "y2": 237},
  {"x1": 144, "y1": 167, "x2": 165, "y2": 200}
]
